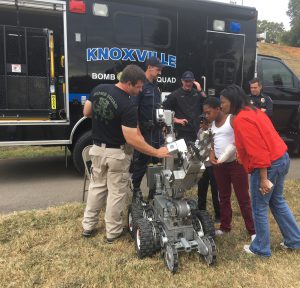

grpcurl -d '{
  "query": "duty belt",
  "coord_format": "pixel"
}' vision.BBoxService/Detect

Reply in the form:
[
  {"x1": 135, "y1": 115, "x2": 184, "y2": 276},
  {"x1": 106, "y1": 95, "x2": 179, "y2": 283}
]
[{"x1": 93, "y1": 141, "x2": 124, "y2": 149}]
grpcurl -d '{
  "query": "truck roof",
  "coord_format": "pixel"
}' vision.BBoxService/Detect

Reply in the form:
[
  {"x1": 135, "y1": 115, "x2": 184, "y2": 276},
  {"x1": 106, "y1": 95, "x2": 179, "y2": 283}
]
[{"x1": 119, "y1": 0, "x2": 257, "y2": 19}]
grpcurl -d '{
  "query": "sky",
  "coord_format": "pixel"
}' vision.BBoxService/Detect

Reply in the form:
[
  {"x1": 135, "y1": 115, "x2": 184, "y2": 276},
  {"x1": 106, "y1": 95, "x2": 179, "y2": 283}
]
[{"x1": 215, "y1": 0, "x2": 291, "y2": 30}]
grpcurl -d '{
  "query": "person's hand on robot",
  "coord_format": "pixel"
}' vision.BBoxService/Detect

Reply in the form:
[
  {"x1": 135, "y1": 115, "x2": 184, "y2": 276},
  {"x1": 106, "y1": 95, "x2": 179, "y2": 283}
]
[
  {"x1": 174, "y1": 117, "x2": 188, "y2": 126},
  {"x1": 156, "y1": 146, "x2": 172, "y2": 158}
]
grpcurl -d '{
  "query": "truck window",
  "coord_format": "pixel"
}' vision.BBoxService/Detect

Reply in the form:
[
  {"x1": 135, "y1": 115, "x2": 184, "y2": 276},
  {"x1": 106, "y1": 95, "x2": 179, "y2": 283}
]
[
  {"x1": 27, "y1": 29, "x2": 48, "y2": 77},
  {"x1": 6, "y1": 27, "x2": 26, "y2": 67},
  {"x1": 0, "y1": 27, "x2": 4, "y2": 108},
  {"x1": 114, "y1": 14, "x2": 142, "y2": 45},
  {"x1": 114, "y1": 13, "x2": 170, "y2": 48},
  {"x1": 143, "y1": 16, "x2": 170, "y2": 47},
  {"x1": 213, "y1": 59, "x2": 236, "y2": 86},
  {"x1": 0, "y1": 27, "x2": 4, "y2": 75},
  {"x1": 261, "y1": 59, "x2": 294, "y2": 87}
]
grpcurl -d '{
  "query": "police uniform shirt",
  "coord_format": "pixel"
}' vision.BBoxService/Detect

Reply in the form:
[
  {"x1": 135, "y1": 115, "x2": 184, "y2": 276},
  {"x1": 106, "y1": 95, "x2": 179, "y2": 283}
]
[
  {"x1": 163, "y1": 87, "x2": 204, "y2": 133},
  {"x1": 133, "y1": 79, "x2": 161, "y2": 123},
  {"x1": 248, "y1": 93, "x2": 273, "y2": 117},
  {"x1": 89, "y1": 84, "x2": 137, "y2": 146}
]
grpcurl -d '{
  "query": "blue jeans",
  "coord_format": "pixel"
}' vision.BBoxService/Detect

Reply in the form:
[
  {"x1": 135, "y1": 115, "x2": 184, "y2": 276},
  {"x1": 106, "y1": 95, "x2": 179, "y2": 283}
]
[{"x1": 249, "y1": 152, "x2": 300, "y2": 256}]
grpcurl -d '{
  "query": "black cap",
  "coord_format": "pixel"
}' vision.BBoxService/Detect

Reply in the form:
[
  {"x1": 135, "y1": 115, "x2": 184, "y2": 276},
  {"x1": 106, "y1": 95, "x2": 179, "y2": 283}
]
[
  {"x1": 145, "y1": 56, "x2": 164, "y2": 68},
  {"x1": 181, "y1": 71, "x2": 195, "y2": 81}
]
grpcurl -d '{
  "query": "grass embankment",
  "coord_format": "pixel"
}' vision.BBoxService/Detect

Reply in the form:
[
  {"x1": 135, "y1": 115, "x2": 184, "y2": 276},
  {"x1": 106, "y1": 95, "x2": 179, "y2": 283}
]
[
  {"x1": 0, "y1": 146, "x2": 66, "y2": 160},
  {"x1": 0, "y1": 180, "x2": 299, "y2": 288}
]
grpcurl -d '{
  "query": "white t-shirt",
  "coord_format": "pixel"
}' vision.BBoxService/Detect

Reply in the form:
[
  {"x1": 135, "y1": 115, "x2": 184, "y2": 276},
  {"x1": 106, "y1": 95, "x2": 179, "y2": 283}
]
[{"x1": 211, "y1": 115, "x2": 236, "y2": 162}]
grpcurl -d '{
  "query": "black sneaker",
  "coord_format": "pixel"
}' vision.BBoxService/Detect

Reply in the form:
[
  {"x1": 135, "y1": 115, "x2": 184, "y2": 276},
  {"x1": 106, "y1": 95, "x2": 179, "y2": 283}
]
[
  {"x1": 106, "y1": 229, "x2": 127, "y2": 244},
  {"x1": 82, "y1": 229, "x2": 95, "y2": 237}
]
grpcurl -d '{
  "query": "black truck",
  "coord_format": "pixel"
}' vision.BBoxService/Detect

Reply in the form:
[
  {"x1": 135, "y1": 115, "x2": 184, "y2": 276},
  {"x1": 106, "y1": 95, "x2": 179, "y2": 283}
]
[
  {"x1": 0, "y1": 0, "x2": 299, "y2": 173},
  {"x1": 257, "y1": 54, "x2": 300, "y2": 153}
]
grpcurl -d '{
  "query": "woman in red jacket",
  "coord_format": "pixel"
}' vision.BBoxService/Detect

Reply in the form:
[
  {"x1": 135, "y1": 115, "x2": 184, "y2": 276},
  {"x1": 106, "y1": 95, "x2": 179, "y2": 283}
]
[{"x1": 220, "y1": 84, "x2": 300, "y2": 257}]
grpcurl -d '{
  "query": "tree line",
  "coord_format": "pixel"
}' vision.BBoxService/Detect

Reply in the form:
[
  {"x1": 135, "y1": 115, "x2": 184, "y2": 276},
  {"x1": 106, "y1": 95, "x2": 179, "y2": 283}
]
[{"x1": 257, "y1": 0, "x2": 300, "y2": 47}]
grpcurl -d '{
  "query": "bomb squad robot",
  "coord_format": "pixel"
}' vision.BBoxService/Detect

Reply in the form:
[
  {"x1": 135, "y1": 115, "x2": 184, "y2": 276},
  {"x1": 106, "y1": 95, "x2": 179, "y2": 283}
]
[{"x1": 128, "y1": 109, "x2": 216, "y2": 273}]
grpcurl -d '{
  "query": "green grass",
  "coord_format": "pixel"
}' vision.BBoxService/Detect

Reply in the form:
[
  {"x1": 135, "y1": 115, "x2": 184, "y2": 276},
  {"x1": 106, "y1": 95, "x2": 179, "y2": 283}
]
[
  {"x1": 0, "y1": 146, "x2": 66, "y2": 159},
  {"x1": 0, "y1": 180, "x2": 300, "y2": 288}
]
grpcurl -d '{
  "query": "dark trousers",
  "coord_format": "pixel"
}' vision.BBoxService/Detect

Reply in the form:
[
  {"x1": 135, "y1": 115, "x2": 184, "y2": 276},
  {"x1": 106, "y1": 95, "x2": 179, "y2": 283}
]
[
  {"x1": 213, "y1": 161, "x2": 255, "y2": 235},
  {"x1": 176, "y1": 130, "x2": 196, "y2": 143},
  {"x1": 198, "y1": 166, "x2": 220, "y2": 219},
  {"x1": 132, "y1": 129, "x2": 162, "y2": 190}
]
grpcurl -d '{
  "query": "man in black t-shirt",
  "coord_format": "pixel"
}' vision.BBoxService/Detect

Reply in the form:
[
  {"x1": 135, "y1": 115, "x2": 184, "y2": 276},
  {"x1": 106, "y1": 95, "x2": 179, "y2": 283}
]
[
  {"x1": 163, "y1": 70, "x2": 206, "y2": 142},
  {"x1": 82, "y1": 65, "x2": 170, "y2": 243}
]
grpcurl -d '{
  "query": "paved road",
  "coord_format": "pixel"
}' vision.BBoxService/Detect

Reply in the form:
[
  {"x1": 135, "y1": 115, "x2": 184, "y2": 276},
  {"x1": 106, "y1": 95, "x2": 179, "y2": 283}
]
[
  {"x1": 0, "y1": 156, "x2": 83, "y2": 214},
  {"x1": 0, "y1": 155, "x2": 300, "y2": 214}
]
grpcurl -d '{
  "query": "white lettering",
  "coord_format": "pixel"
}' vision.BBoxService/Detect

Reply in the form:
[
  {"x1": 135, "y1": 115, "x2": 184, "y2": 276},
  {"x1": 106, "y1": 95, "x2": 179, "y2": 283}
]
[
  {"x1": 157, "y1": 77, "x2": 177, "y2": 84},
  {"x1": 91, "y1": 73, "x2": 115, "y2": 80}
]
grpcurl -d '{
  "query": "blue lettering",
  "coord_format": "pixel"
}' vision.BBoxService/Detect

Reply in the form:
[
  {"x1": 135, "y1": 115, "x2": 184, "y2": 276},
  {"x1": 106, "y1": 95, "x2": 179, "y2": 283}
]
[
  {"x1": 86, "y1": 48, "x2": 97, "y2": 61},
  {"x1": 97, "y1": 47, "x2": 109, "y2": 60},
  {"x1": 160, "y1": 53, "x2": 168, "y2": 66},
  {"x1": 169, "y1": 55, "x2": 176, "y2": 68},
  {"x1": 122, "y1": 48, "x2": 136, "y2": 61},
  {"x1": 86, "y1": 47, "x2": 176, "y2": 68},
  {"x1": 110, "y1": 47, "x2": 122, "y2": 61},
  {"x1": 147, "y1": 51, "x2": 158, "y2": 59},
  {"x1": 135, "y1": 49, "x2": 148, "y2": 62}
]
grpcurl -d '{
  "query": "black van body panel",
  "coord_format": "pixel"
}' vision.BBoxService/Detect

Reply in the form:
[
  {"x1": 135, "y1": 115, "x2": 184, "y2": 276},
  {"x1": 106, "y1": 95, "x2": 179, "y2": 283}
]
[
  {"x1": 67, "y1": 0, "x2": 257, "y2": 96},
  {"x1": 10, "y1": 1, "x2": 300, "y2": 161},
  {"x1": 257, "y1": 55, "x2": 300, "y2": 140}
]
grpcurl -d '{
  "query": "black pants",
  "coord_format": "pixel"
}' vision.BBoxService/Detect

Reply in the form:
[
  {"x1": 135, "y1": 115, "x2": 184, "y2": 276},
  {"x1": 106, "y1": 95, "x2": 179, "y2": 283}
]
[
  {"x1": 176, "y1": 130, "x2": 197, "y2": 143},
  {"x1": 132, "y1": 128, "x2": 163, "y2": 190},
  {"x1": 198, "y1": 166, "x2": 220, "y2": 219}
]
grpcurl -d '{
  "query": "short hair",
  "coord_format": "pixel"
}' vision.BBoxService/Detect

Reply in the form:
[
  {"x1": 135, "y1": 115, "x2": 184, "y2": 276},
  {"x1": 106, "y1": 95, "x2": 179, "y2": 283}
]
[
  {"x1": 120, "y1": 64, "x2": 146, "y2": 86},
  {"x1": 249, "y1": 77, "x2": 262, "y2": 86},
  {"x1": 203, "y1": 97, "x2": 221, "y2": 109},
  {"x1": 220, "y1": 84, "x2": 253, "y2": 115}
]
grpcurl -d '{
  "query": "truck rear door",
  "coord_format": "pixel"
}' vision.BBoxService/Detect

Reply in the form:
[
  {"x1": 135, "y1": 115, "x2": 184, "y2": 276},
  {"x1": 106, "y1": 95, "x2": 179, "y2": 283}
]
[
  {"x1": 0, "y1": 25, "x2": 51, "y2": 118},
  {"x1": 0, "y1": 0, "x2": 67, "y2": 122},
  {"x1": 205, "y1": 30, "x2": 245, "y2": 97}
]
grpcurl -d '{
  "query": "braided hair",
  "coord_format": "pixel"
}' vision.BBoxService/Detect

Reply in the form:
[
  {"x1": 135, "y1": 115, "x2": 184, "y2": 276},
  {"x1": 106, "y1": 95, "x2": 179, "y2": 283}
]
[{"x1": 220, "y1": 84, "x2": 255, "y2": 115}]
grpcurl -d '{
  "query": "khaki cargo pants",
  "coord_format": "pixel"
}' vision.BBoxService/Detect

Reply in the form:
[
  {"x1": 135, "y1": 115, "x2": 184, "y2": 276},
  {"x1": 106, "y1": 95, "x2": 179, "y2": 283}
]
[{"x1": 82, "y1": 144, "x2": 132, "y2": 238}]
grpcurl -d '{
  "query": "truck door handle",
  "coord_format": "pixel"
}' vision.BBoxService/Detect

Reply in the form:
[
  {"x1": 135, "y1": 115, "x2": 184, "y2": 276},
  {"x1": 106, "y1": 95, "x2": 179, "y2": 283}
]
[{"x1": 201, "y1": 76, "x2": 206, "y2": 92}]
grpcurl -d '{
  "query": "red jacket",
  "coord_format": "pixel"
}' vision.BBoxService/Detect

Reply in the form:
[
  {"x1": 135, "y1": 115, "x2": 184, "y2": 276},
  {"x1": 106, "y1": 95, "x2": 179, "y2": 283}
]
[{"x1": 234, "y1": 107, "x2": 287, "y2": 173}]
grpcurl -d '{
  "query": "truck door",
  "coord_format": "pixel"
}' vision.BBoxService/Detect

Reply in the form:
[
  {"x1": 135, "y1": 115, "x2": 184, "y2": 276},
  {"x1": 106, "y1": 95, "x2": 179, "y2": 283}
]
[
  {"x1": 257, "y1": 55, "x2": 300, "y2": 134},
  {"x1": 205, "y1": 31, "x2": 245, "y2": 97},
  {"x1": 0, "y1": 25, "x2": 55, "y2": 119},
  {"x1": 0, "y1": 0, "x2": 67, "y2": 123}
]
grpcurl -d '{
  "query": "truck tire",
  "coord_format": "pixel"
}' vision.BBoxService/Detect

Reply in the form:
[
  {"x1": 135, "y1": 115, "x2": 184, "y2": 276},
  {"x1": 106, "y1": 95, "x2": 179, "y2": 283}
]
[{"x1": 72, "y1": 130, "x2": 92, "y2": 174}]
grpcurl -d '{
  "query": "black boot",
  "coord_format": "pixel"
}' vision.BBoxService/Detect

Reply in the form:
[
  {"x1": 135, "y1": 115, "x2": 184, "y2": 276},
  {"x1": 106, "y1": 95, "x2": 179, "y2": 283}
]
[{"x1": 132, "y1": 187, "x2": 143, "y2": 203}]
